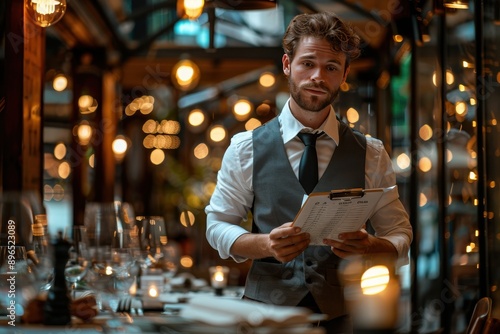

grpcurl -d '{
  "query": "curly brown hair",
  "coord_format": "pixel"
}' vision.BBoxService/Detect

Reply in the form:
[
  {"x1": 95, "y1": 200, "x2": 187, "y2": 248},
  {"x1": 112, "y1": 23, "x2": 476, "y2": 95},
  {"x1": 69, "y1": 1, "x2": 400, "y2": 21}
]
[{"x1": 282, "y1": 12, "x2": 361, "y2": 67}]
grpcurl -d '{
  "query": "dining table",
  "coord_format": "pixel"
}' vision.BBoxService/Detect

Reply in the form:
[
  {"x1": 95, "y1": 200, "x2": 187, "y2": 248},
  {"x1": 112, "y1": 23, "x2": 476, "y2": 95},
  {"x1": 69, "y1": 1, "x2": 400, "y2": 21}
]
[{"x1": 0, "y1": 284, "x2": 327, "y2": 334}]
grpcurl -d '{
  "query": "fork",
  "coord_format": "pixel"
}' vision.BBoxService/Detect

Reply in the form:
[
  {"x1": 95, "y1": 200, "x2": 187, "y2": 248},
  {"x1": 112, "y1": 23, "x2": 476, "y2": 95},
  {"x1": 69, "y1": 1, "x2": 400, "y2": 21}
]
[{"x1": 116, "y1": 296, "x2": 132, "y2": 314}]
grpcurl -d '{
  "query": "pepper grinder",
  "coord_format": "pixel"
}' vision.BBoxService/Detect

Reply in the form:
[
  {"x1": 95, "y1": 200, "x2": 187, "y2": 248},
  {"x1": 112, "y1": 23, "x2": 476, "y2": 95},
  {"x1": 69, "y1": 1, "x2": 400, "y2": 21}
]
[{"x1": 43, "y1": 231, "x2": 71, "y2": 325}]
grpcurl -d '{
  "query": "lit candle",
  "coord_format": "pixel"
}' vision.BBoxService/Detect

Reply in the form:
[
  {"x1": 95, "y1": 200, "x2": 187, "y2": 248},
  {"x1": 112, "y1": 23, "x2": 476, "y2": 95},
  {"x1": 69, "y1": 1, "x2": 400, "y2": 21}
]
[
  {"x1": 141, "y1": 275, "x2": 164, "y2": 298},
  {"x1": 209, "y1": 266, "x2": 229, "y2": 295},
  {"x1": 148, "y1": 286, "x2": 159, "y2": 298}
]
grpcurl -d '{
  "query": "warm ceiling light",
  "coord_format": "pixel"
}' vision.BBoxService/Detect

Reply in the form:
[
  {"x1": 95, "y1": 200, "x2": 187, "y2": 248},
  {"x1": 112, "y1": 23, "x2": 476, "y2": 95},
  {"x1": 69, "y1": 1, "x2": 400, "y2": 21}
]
[
  {"x1": 233, "y1": 99, "x2": 252, "y2": 121},
  {"x1": 150, "y1": 149, "x2": 165, "y2": 165},
  {"x1": 346, "y1": 107, "x2": 359, "y2": 124},
  {"x1": 179, "y1": 210, "x2": 196, "y2": 227},
  {"x1": 188, "y1": 109, "x2": 205, "y2": 127},
  {"x1": 193, "y1": 143, "x2": 209, "y2": 160},
  {"x1": 112, "y1": 136, "x2": 129, "y2": 161},
  {"x1": 76, "y1": 122, "x2": 92, "y2": 146},
  {"x1": 443, "y1": 0, "x2": 469, "y2": 9},
  {"x1": 25, "y1": 0, "x2": 67, "y2": 27},
  {"x1": 245, "y1": 118, "x2": 262, "y2": 131},
  {"x1": 259, "y1": 72, "x2": 275, "y2": 88},
  {"x1": 52, "y1": 74, "x2": 68, "y2": 91},
  {"x1": 172, "y1": 59, "x2": 200, "y2": 91},
  {"x1": 58, "y1": 161, "x2": 70, "y2": 179},
  {"x1": 78, "y1": 95, "x2": 98, "y2": 114},
  {"x1": 178, "y1": 0, "x2": 205, "y2": 20},
  {"x1": 209, "y1": 125, "x2": 227, "y2": 143},
  {"x1": 53, "y1": 142, "x2": 66, "y2": 160}
]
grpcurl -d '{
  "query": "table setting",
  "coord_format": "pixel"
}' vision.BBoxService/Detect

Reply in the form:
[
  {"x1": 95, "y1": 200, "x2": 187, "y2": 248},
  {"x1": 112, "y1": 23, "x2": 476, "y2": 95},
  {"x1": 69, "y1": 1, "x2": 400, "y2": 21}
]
[{"x1": 0, "y1": 199, "x2": 325, "y2": 333}]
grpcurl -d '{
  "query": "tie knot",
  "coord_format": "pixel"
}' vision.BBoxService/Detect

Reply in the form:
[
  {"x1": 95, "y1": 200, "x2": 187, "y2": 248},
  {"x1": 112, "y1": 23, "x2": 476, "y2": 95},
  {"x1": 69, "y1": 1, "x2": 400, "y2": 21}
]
[{"x1": 297, "y1": 132, "x2": 319, "y2": 146}]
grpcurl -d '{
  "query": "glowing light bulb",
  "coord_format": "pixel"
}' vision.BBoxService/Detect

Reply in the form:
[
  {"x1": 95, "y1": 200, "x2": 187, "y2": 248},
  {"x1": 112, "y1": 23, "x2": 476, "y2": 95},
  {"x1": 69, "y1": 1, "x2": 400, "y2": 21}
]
[{"x1": 26, "y1": 0, "x2": 67, "y2": 27}]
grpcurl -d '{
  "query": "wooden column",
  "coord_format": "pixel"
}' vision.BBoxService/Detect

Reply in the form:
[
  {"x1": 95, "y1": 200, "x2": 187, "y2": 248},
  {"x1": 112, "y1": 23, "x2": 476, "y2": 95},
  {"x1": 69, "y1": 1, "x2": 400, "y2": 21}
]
[
  {"x1": 0, "y1": 0, "x2": 45, "y2": 246},
  {"x1": 1, "y1": 0, "x2": 45, "y2": 194},
  {"x1": 70, "y1": 48, "x2": 117, "y2": 225}
]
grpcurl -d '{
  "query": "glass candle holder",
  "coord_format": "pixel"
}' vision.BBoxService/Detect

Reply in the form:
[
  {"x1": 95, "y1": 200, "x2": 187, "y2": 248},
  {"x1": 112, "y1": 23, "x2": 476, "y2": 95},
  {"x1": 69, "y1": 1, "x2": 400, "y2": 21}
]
[
  {"x1": 141, "y1": 275, "x2": 164, "y2": 298},
  {"x1": 209, "y1": 265, "x2": 229, "y2": 295}
]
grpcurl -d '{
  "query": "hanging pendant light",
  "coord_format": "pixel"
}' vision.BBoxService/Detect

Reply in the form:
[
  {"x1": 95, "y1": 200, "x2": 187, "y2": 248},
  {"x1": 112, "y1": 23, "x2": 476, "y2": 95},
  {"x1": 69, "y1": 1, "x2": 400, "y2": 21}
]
[
  {"x1": 25, "y1": 0, "x2": 67, "y2": 27},
  {"x1": 172, "y1": 59, "x2": 201, "y2": 91},
  {"x1": 177, "y1": 0, "x2": 205, "y2": 20},
  {"x1": 443, "y1": 0, "x2": 469, "y2": 10}
]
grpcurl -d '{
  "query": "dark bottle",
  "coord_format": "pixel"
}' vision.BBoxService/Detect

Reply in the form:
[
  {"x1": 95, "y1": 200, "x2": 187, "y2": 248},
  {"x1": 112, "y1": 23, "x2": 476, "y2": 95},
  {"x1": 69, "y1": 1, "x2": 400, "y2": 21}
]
[{"x1": 43, "y1": 231, "x2": 72, "y2": 326}]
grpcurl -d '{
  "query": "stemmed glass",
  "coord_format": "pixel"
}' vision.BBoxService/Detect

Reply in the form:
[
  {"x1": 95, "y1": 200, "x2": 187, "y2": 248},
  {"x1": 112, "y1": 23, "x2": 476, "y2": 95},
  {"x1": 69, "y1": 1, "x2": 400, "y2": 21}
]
[
  {"x1": 159, "y1": 240, "x2": 180, "y2": 281},
  {"x1": 84, "y1": 202, "x2": 138, "y2": 311},
  {"x1": 64, "y1": 226, "x2": 91, "y2": 296},
  {"x1": 134, "y1": 216, "x2": 168, "y2": 271}
]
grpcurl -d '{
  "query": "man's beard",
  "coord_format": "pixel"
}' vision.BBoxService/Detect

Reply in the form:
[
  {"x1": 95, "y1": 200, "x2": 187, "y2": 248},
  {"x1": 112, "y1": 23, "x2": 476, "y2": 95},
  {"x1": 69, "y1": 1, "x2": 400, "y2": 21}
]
[{"x1": 288, "y1": 76, "x2": 339, "y2": 112}]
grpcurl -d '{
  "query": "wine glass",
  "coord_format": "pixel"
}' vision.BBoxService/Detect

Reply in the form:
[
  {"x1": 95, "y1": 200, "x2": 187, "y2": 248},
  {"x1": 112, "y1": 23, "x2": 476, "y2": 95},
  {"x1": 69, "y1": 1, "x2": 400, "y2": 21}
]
[
  {"x1": 84, "y1": 202, "x2": 138, "y2": 311},
  {"x1": 29, "y1": 221, "x2": 54, "y2": 292},
  {"x1": 64, "y1": 226, "x2": 90, "y2": 296},
  {"x1": 134, "y1": 216, "x2": 168, "y2": 272},
  {"x1": 157, "y1": 240, "x2": 180, "y2": 281}
]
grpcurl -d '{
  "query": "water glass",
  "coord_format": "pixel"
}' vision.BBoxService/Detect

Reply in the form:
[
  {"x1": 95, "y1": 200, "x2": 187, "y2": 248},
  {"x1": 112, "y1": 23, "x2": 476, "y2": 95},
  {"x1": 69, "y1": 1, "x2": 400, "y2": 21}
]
[
  {"x1": 84, "y1": 202, "x2": 138, "y2": 310},
  {"x1": 134, "y1": 216, "x2": 167, "y2": 270},
  {"x1": 64, "y1": 226, "x2": 91, "y2": 295}
]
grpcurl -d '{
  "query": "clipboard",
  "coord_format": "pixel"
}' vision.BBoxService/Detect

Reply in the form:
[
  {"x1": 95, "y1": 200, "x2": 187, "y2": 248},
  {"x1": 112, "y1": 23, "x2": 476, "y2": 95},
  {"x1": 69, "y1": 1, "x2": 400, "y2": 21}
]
[{"x1": 292, "y1": 186, "x2": 394, "y2": 245}]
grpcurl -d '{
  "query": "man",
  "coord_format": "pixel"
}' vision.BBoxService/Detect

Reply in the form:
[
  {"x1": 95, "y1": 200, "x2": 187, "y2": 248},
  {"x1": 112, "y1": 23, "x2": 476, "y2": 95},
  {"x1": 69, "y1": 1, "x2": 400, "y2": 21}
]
[{"x1": 205, "y1": 12, "x2": 412, "y2": 333}]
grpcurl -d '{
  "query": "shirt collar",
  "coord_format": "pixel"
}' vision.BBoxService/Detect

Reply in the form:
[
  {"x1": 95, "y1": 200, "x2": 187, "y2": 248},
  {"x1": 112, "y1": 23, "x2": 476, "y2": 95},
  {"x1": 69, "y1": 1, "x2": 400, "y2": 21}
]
[{"x1": 279, "y1": 98, "x2": 340, "y2": 145}]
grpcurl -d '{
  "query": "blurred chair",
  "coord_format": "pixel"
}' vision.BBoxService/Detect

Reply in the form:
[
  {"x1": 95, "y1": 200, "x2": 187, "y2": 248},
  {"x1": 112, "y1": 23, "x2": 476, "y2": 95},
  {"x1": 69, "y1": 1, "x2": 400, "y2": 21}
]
[{"x1": 465, "y1": 297, "x2": 492, "y2": 334}]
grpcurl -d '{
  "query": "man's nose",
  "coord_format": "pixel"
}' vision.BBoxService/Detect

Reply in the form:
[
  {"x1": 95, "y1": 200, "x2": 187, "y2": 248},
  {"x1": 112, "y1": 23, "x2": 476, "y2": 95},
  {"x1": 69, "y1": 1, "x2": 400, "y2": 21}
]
[{"x1": 310, "y1": 68, "x2": 326, "y2": 82}]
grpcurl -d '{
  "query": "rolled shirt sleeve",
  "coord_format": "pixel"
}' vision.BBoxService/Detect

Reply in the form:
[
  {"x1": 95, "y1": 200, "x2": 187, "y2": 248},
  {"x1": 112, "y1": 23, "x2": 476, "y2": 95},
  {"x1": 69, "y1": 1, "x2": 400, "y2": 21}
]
[
  {"x1": 365, "y1": 137, "x2": 413, "y2": 263},
  {"x1": 205, "y1": 131, "x2": 255, "y2": 262}
]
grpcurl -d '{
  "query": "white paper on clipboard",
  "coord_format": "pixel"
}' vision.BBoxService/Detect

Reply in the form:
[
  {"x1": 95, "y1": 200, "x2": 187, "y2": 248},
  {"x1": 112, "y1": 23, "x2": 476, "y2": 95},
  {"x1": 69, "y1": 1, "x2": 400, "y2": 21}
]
[{"x1": 292, "y1": 186, "x2": 395, "y2": 245}]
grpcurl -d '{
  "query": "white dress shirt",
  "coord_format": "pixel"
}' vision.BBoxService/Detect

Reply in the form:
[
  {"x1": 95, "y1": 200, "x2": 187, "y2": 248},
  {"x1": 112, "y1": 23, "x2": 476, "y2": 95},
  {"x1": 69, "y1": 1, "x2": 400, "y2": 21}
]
[{"x1": 205, "y1": 99, "x2": 412, "y2": 263}]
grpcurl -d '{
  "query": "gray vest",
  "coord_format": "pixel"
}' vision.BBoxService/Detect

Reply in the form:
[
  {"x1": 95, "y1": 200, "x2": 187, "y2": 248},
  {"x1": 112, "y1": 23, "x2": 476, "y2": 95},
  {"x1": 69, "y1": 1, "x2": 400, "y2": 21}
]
[{"x1": 247, "y1": 116, "x2": 366, "y2": 319}]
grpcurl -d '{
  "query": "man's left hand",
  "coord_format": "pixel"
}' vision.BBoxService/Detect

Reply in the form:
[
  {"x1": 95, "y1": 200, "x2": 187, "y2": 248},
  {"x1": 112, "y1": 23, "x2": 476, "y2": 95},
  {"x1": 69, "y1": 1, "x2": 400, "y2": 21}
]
[{"x1": 322, "y1": 229, "x2": 397, "y2": 259}]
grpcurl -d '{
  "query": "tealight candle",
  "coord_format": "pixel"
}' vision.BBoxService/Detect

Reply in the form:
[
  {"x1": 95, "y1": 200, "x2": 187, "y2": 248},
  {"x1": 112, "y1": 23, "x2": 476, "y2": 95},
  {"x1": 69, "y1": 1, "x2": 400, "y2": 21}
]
[
  {"x1": 141, "y1": 275, "x2": 164, "y2": 298},
  {"x1": 148, "y1": 285, "x2": 159, "y2": 298},
  {"x1": 209, "y1": 266, "x2": 229, "y2": 295}
]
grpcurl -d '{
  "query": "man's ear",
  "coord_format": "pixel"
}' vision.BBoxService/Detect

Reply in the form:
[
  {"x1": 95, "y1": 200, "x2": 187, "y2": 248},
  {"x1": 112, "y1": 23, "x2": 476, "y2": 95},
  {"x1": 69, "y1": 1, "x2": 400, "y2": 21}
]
[
  {"x1": 342, "y1": 66, "x2": 350, "y2": 83},
  {"x1": 282, "y1": 54, "x2": 290, "y2": 76}
]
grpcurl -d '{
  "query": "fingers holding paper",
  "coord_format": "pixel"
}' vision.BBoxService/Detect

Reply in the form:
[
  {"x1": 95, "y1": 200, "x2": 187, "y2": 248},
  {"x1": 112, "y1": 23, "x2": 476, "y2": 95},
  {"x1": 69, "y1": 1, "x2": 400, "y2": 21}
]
[
  {"x1": 323, "y1": 229, "x2": 372, "y2": 258},
  {"x1": 268, "y1": 222, "x2": 310, "y2": 263},
  {"x1": 323, "y1": 229, "x2": 398, "y2": 259}
]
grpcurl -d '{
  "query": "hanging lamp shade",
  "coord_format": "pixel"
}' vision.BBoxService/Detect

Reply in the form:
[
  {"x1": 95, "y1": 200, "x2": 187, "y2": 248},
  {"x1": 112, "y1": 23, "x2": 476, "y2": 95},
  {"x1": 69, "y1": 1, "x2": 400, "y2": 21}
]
[
  {"x1": 443, "y1": 0, "x2": 469, "y2": 9},
  {"x1": 205, "y1": 0, "x2": 277, "y2": 10}
]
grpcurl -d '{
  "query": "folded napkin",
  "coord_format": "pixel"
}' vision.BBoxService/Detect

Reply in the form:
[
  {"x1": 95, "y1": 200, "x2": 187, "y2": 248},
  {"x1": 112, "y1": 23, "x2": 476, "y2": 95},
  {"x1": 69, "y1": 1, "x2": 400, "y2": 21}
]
[
  {"x1": 169, "y1": 273, "x2": 207, "y2": 290},
  {"x1": 179, "y1": 295, "x2": 320, "y2": 327}
]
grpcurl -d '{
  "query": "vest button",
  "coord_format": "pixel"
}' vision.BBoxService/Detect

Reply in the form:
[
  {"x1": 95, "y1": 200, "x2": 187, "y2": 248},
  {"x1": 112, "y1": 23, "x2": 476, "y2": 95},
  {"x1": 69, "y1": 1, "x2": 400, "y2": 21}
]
[{"x1": 305, "y1": 260, "x2": 314, "y2": 266}]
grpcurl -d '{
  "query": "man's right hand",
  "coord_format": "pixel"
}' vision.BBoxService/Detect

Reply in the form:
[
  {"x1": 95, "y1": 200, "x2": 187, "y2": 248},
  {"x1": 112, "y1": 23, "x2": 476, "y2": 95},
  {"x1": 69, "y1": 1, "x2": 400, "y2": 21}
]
[
  {"x1": 229, "y1": 222, "x2": 310, "y2": 262},
  {"x1": 267, "y1": 223, "x2": 310, "y2": 263}
]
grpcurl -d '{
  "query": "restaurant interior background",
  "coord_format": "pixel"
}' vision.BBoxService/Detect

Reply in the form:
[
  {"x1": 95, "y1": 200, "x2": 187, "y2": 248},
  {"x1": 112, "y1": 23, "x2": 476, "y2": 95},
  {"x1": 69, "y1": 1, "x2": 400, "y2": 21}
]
[{"x1": 1, "y1": 0, "x2": 500, "y2": 332}]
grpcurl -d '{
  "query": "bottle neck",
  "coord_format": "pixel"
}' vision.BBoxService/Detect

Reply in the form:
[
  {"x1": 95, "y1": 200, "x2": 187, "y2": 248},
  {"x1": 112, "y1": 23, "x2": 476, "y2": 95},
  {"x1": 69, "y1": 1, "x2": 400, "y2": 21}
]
[
  {"x1": 32, "y1": 223, "x2": 45, "y2": 237},
  {"x1": 34, "y1": 214, "x2": 48, "y2": 236}
]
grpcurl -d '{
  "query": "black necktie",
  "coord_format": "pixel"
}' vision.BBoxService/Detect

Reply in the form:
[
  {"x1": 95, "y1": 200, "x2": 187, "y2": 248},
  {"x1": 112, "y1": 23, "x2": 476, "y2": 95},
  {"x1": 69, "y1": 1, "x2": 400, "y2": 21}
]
[{"x1": 297, "y1": 132, "x2": 320, "y2": 194}]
